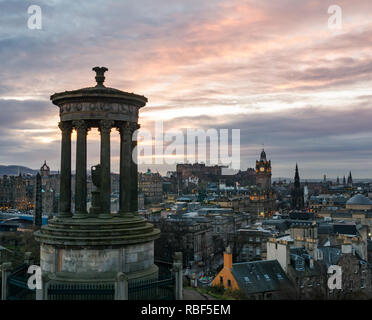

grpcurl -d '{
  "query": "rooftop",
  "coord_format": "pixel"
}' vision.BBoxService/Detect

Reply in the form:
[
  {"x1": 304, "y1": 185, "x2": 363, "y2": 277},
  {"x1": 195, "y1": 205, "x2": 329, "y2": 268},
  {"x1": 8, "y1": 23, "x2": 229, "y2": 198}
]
[{"x1": 346, "y1": 193, "x2": 372, "y2": 206}]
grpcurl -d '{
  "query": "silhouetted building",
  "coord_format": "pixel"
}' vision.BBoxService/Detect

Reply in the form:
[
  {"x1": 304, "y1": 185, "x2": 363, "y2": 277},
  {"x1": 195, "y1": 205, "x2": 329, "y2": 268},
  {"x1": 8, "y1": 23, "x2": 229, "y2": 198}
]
[
  {"x1": 347, "y1": 171, "x2": 353, "y2": 186},
  {"x1": 255, "y1": 149, "x2": 272, "y2": 190},
  {"x1": 291, "y1": 164, "x2": 304, "y2": 210}
]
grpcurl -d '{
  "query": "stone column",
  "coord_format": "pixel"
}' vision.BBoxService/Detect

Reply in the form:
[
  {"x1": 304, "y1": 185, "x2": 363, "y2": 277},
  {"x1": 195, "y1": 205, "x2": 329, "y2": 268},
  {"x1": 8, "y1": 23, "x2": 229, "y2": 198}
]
[
  {"x1": 117, "y1": 122, "x2": 132, "y2": 217},
  {"x1": 115, "y1": 272, "x2": 129, "y2": 300},
  {"x1": 130, "y1": 123, "x2": 140, "y2": 213},
  {"x1": 36, "y1": 272, "x2": 50, "y2": 300},
  {"x1": 172, "y1": 252, "x2": 183, "y2": 300},
  {"x1": 98, "y1": 120, "x2": 114, "y2": 219},
  {"x1": 1, "y1": 262, "x2": 12, "y2": 300},
  {"x1": 58, "y1": 121, "x2": 72, "y2": 218},
  {"x1": 73, "y1": 120, "x2": 90, "y2": 219}
]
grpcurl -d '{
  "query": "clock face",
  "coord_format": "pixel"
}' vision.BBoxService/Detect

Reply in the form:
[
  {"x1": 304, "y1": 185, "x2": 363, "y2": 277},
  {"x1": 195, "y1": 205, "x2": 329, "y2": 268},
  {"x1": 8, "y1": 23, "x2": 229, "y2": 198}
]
[{"x1": 260, "y1": 167, "x2": 265, "y2": 172}]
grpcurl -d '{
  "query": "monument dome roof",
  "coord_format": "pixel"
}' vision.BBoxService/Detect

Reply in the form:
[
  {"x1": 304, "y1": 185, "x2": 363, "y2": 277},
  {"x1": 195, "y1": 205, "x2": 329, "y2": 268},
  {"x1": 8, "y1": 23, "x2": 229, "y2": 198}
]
[
  {"x1": 50, "y1": 66, "x2": 147, "y2": 106},
  {"x1": 346, "y1": 194, "x2": 372, "y2": 205}
]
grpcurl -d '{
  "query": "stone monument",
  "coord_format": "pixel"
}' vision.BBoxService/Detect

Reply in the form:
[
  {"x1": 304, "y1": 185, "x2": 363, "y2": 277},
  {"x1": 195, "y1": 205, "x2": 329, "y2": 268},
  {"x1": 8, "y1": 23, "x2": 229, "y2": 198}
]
[{"x1": 34, "y1": 67, "x2": 160, "y2": 290}]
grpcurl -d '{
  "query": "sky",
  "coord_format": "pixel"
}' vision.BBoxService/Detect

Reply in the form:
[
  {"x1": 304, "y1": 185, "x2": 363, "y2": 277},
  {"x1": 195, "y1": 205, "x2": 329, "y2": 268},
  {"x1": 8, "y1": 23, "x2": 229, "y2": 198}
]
[{"x1": 0, "y1": 0, "x2": 372, "y2": 179}]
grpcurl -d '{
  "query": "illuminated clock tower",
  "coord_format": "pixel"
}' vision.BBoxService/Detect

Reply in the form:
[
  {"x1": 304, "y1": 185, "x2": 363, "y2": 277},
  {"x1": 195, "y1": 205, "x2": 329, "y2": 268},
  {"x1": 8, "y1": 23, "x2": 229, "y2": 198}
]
[{"x1": 255, "y1": 149, "x2": 272, "y2": 190}]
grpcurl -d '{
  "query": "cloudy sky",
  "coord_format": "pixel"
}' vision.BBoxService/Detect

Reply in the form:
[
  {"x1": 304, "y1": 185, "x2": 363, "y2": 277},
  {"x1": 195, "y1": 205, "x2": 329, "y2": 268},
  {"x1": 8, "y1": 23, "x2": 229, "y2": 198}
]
[{"x1": 1, "y1": 0, "x2": 372, "y2": 179}]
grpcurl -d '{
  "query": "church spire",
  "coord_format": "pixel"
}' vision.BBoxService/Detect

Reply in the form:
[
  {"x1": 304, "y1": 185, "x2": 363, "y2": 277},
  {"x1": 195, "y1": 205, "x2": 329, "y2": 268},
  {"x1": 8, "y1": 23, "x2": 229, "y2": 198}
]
[
  {"x1": 292, "y1": 163, "x2": 304, "y2": 210},
  {"x1": 294, "y1": 163, "x2": 300, "y2": 183},
  {"x1": 347, "y1": 171, "x2": 353, "y2": 185},
  {"x1": 260, "y1": 149, "x2": 267, "y2": 161}
]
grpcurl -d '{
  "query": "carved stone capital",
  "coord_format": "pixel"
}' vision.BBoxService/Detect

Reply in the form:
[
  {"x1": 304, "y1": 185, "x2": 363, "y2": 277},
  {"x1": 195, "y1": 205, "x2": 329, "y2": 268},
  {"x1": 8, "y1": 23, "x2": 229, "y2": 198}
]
[
  {"x1": 116, "y1": 122, "x2": 131, "y2": 136},
  {"x1": 72, "y1": 120, "x2": 90, "y2": 135},
  {"x1": 58, "y1": 121, "x2": 73, "y2": 133},
  {"x1": 128, "y1": 123, "x2": 140, "y2": 134},
  {"x1": 116, "y1": 272, "x2": 129, "y2": 282},
  {"x1": 98, "y1": 120, "x2": 114, "y2": 134},
  {"x1": 1, "y1": 262, "x2": 12, "y2": 271}
]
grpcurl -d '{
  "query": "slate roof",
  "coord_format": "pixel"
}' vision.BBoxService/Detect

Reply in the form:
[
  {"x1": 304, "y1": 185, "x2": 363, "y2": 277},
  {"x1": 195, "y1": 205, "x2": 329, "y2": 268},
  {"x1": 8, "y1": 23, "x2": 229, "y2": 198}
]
[
  {"x1": 262, "y1": 220, "x2": 289, "y2": 233},
  {"x1": 317, "y1": 222, "x2": 358, "y2": 236},
  {"x1": 318, "y1": 223, "x2": 334, "y2": 235},
  {"x1": 231, "y1": 260, "x2": 292, "y2": 295},
  {"x1": 331, "y1": 211, "x2": 352, "y2": 218},
  {"x1": 318, "y1": 246, "x2": 342, "y2": 268},
  {"x1": 289, "y1": 211, "x2": 314, "y2": 220},
  {"x1": 333, "y1": 223, "x2": 358, "y2": 236},
  {"x1": 289, "y1": 248, "x2": 323, "y2": 276}
]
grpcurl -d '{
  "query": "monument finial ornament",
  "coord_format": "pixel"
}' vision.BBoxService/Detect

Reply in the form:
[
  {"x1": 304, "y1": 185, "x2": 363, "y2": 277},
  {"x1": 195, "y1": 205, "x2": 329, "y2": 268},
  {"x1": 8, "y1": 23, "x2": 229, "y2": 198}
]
[{"x1": 92, "y1": 66, "x2": 108, "y2": 87}]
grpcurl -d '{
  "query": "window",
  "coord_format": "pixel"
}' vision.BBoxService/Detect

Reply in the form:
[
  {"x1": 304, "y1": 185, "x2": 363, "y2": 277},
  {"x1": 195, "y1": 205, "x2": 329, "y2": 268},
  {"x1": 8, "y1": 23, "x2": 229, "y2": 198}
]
[
  {"x1": 276, "y1": 273, "x2": 284, "y2": 280},
  {"x1": 249, "y1": 247, "x2": 254, "y2": 256},
  {"x1": 220, "y1": 276, "x2": 223, "y2": 284},
  {"x1": 264, "y1": 274, "x2": 270, "y2": 281},
  {"x1": 244, "y1": 276, "x2": 251, "y2": 283},
  {"x1": 300, "y1": 279, "x2": 304, "y2": 288},
  {"x1": 227, "y1": 279, "x2": 232, "y2": 287},
  {"x1": 256, "y1": 248, "x2": 261, "y2": 256},
  {"x1": 361, "y1": 279, "x2": 366, "y2": 289},
  {"x1": 256, "y1": 237, "x2": 260, "y2": 242}
]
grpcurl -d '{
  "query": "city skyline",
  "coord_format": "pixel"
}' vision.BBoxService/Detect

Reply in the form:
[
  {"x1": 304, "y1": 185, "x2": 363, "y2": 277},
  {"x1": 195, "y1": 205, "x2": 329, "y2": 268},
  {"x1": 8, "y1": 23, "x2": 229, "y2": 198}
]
[{"x1": 1, "y1": 1, "x2": 372, "y2": 178}]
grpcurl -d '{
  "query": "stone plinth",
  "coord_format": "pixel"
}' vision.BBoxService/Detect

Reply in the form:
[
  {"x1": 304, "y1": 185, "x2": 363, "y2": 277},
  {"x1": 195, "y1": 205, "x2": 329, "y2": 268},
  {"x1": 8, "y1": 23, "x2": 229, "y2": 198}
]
[{"x1": 34, "y1": 215, "x2": 160, "y2": 282}]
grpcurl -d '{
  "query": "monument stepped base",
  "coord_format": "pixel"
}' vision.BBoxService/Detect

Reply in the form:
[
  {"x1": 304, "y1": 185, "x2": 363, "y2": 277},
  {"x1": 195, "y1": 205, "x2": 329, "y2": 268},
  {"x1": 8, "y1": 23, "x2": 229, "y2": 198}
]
[{"x1": 34, "y1": 215, "x2": 160, "y2": 283}]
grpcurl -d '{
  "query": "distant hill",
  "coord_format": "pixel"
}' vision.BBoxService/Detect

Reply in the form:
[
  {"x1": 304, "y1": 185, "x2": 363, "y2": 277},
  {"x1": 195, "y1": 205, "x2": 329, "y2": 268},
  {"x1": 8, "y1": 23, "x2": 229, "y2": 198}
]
[
  {"x1": 0, "y1": 165, "x2": 38, "y2": 176},
  {"x1": 272, "y1": 177, "x2": 372, "y2": 183}
]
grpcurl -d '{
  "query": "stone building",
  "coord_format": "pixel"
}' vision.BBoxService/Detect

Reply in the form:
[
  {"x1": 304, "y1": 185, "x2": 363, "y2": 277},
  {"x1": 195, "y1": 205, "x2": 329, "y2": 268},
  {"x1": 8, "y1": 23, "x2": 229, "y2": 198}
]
[
  {"x1": 151, "y1": 216, "x2": 213, "y2": 267},
  {"x1": 228, "y1": 227, "x2": 273, "y2": 262},
  {"x1": 38, "y1": 161, "x2": 59, "y2": 215},
  {"x1": 345, "y1": 193, "x2": 372, "y2": 211},
  {"x1": 267, "y1": 237, "x2": 327, "y2": 299},
  {"x1": 255, "y1": 149, "x2": 271, "y2": 190},
  {"x1": 327, "y1": 243, "x2": 371, "y2": 299},
  {"x1": 247, "y1": 188, "x2": 276, "y2": 217},
  {"x1": 138, "y1": 169, "x2": 163, "y2": 204},
  {"x1": 0, "y1": 174, "x2": 33, "y2": 211},
  {"x1": 211, "y1": 248, "x2": 294, "y2": 299},
  {"x1": 266, "y1": 219, "x2": 372, "y2": 299}
]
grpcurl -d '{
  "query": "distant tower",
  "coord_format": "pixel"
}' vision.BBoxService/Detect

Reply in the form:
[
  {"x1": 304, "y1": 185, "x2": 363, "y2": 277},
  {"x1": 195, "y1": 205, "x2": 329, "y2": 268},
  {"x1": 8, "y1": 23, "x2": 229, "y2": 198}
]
[
  {"x1": 323, "y1": 174, "x2": 327, "y2": 183},
  {"x1": 347, "y1": 171, "x2": 353, "y2": 186},
  {"x1": 343, "y1": 175, "x2": 346, "y2": 185},
  {"x1": 40, "y1": 160, "x2": 50, "y2": 177},
  {"x1": 336, "y1": 176, "x2": 340, "y2": 185},
  {"x1": 255, "y1": 149, "x2": 272, "y2": 190},
  {"x1": 291, "y1": 164, "x2": 304, "y2": 210},
  {"x1": 34, "y1": 173, "x2": 42, "y2": 227}
]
